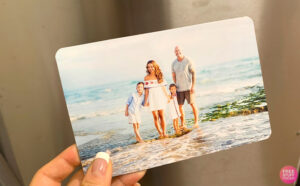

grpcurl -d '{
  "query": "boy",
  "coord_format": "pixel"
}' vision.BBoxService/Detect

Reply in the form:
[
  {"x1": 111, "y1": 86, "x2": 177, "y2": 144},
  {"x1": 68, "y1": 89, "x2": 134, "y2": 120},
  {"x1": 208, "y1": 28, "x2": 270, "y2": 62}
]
[{"x1": 125, "y1": 82, "x2": 145, "y2": 143}]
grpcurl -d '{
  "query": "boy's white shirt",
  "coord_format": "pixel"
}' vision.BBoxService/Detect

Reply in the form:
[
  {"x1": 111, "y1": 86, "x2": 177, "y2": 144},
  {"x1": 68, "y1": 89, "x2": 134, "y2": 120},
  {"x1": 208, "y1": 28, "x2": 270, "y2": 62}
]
[{"x1": 127, "y1": 92, "x2": 144, "y2": 114}]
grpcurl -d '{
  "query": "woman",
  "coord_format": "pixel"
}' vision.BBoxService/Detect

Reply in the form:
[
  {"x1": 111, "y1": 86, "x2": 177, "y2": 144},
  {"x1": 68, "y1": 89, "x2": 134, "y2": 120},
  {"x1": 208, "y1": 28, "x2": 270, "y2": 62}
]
[{"x1": 144, "y1": 60, "x2": 170, "y2": 138}]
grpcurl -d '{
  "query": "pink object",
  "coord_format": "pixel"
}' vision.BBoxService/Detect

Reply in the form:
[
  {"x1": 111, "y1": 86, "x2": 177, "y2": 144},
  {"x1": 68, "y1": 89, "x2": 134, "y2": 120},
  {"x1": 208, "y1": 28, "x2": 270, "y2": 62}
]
[{"x1": 280, "y1": 166, "x2": 298, "y2": 184}]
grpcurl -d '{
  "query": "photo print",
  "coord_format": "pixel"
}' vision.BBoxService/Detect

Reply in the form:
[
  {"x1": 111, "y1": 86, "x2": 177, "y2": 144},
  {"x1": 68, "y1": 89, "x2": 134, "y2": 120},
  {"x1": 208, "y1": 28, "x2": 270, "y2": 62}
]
[{"x1": 56, "y1": 17, "x2": 271, "y2": 176}]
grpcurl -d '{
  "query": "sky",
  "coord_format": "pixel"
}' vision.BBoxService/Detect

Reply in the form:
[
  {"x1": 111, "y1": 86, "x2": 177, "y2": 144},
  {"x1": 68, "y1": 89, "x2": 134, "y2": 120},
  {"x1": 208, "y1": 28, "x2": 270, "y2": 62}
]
[{"x1": 56, "y1": 17, "x2": 259, "y2": 91}]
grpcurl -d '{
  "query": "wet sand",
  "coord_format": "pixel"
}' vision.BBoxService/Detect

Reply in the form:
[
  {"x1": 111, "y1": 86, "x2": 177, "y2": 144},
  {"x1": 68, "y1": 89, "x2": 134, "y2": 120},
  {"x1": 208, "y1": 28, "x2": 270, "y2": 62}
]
[{"x1": 82, "y1": 112, "x2": 270, "y2": 176}]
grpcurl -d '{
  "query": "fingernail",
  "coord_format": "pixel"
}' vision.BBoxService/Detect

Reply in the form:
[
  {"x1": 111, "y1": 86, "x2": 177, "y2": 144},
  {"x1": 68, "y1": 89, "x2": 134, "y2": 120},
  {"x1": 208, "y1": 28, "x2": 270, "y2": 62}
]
[
  {"x1": 92, "y1": 152, "x2": 110, "y2": 176},
  {"x1": 95, "y1": 152, "x2": 110, "y2": 163}
]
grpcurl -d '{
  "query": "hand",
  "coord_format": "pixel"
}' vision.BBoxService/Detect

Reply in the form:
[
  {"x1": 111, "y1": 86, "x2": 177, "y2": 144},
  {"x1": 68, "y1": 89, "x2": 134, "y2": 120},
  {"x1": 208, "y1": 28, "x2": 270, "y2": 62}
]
[
  {"x1": 30, "y1": 144, "x2": 146, "y2": 186},
  {"x1": 167, "y1": 96, "x2": 171, "y2": 103},
  {"x1": 125, "y1": 110, "x2": 129, "y2": 116},
  {"x1": 190, "y1": 87, "x2": 195, "y2": 94}
]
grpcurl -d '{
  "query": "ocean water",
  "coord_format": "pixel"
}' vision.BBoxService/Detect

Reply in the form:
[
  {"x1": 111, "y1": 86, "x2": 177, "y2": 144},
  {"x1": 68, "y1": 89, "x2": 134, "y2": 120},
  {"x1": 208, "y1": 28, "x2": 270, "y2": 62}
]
[
  {"x1": 64, "y1": 56, "x2": 270, "y2": 160},
  {"x1": 82, "y1": 112, "x2": 270, "y2": 176}
]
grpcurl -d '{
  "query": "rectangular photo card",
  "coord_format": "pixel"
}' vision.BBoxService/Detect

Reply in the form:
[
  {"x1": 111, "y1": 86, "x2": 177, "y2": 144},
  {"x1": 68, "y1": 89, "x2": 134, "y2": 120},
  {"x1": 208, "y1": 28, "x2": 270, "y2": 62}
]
[{"x1": 56, "y1": 17, "x2": 271, "y2": 176}]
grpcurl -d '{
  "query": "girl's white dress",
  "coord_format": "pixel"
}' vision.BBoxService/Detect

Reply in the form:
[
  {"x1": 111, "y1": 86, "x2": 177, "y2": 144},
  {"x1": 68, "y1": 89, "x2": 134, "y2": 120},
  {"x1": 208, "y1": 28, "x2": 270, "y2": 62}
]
[
  {"x1": 144, "y1": 79, "x2": 168, "y2": 111},
  {"x1": 168, "y1": 95, "x2": 181, "y2": 119}
]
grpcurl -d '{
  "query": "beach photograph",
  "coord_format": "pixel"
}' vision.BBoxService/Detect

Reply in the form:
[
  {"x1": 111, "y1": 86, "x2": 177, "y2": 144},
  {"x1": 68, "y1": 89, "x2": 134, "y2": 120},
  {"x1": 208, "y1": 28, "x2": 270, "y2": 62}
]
[{"x1": 55, "y1": 17, "x2": 271, "y2": 176}]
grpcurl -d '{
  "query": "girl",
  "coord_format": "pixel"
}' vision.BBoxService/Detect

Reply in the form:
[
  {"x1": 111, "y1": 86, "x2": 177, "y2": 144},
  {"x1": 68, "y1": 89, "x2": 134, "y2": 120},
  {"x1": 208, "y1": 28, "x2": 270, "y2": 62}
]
[{"x1": 168, "y1": 84, "x2": 181, "y2": 135}]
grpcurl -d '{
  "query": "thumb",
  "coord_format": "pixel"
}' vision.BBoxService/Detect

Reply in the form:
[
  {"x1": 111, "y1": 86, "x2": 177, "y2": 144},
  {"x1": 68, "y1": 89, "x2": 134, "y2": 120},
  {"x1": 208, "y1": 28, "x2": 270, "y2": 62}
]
[{"x1": 81, "y1": 152, "x2": 112, "y2": 186}]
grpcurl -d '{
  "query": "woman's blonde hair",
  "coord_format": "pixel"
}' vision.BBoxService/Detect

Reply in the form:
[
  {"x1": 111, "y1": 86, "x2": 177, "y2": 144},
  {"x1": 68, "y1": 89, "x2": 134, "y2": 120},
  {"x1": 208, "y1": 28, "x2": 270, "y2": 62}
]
[{"x1": 146, "y1": 60, "x2": 164, "y2": 83}]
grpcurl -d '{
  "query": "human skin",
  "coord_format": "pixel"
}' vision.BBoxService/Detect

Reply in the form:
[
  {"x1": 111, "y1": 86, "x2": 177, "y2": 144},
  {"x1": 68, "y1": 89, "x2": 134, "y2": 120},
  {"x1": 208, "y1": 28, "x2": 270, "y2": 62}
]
[
  {"x1": 144, "y1": 62, "x2": 169, "y2": 137},
  {"x1": 30, "y1": 144, "x2": 146, "y2": 186},
  {"x1": 173, "y1": 46, "x2": 198, "y2": 127}
]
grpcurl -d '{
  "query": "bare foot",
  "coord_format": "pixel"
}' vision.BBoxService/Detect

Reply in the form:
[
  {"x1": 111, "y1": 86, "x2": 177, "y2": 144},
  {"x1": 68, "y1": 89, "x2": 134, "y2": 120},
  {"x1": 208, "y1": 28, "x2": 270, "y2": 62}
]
[
  {"x1": 158, "y1": 135, "x2": 165, "y2": 139},
  {"x1": 193, "y1": 123, "x2": 199, "y2": 129},
  {"x1": 159, "y1": 132, "x2": 164, "y2": 138},
  {"x1": 136, "y1": 138, "x2": 144, "y2": 143},
  {"x1": 180, "y1": 125, "x2": 187, "y2": 130},
  {"x1": 181, "y1": 126, "x2": 188, "y2": 131},
  {"x1": 175, "y1": 130, "x2": 182, "y2": 135}
]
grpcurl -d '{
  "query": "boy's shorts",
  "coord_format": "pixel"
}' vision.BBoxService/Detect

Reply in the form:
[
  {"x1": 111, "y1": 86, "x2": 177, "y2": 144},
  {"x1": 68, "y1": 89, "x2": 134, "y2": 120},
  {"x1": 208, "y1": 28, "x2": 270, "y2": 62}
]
[
  {"x1": 177, "y1": 90, "x2": 195, "y2": 105},
  {"x1": 128, "y1": 112, "x2": 141, "y2": 124}
]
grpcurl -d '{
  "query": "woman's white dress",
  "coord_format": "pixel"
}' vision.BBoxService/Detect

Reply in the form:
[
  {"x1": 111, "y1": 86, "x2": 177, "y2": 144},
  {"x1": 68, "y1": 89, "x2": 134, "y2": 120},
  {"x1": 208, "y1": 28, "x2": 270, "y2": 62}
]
[{"x1": 144, "y1": 79, "x2": 168, "y2": 111}]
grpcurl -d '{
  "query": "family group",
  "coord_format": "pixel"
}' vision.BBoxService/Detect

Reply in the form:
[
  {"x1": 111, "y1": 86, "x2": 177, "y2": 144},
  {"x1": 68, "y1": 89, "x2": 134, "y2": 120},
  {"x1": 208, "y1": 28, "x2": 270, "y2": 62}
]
[{"x1": 125, "y1": 46, "x2": 199, "y2": 143}]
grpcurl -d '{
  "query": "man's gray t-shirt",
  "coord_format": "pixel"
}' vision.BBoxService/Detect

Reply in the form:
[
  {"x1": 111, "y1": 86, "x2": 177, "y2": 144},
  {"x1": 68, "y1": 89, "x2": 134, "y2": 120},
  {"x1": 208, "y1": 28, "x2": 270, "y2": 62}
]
[{"x1": 172, "y1": 57, "x2": 195, "y2": 92}]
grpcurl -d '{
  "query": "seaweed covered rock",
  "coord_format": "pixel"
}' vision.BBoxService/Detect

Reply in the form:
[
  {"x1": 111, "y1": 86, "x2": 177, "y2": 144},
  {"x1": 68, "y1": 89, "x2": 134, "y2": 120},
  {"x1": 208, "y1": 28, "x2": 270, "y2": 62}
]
[{"x1": 200, "y1": 86, "x2": 267, "y2": 122}]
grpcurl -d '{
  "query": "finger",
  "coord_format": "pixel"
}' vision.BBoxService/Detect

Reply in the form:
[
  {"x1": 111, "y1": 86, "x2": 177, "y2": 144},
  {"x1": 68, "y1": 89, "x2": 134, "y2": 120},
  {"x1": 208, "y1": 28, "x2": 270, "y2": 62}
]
[
  {"x1": 30, "y1": 144, "x2": 81, "y2": 186},
  {"x1": 67, "y1": 169, "x2": 84, "y2": 186},
  {"x1": 112, "y1": 170, "x2": 146, "y2": 186},
  {"x1": 81, "y1": 152, "x2": 112, "y2": 186}
]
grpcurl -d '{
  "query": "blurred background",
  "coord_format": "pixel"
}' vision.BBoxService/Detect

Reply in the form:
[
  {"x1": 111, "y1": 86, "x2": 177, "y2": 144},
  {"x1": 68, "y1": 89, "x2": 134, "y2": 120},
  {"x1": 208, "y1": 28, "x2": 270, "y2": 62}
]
[{"x1": 0, "y1": 0, "x2": 299, "y2": 185}]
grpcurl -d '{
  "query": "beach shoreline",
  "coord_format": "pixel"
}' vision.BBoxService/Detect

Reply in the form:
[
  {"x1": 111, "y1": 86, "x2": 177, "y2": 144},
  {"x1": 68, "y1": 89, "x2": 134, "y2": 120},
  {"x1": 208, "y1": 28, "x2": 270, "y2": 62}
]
[{"x1": 81, "y1": 111, "x2": 270, "y2": 176}]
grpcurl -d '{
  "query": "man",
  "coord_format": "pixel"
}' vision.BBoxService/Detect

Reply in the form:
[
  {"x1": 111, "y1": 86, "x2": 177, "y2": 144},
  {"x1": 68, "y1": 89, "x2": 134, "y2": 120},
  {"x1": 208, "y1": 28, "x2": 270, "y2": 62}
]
[{"x1": 171, "y1": 46, "x2": 199, "y2": 128}]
